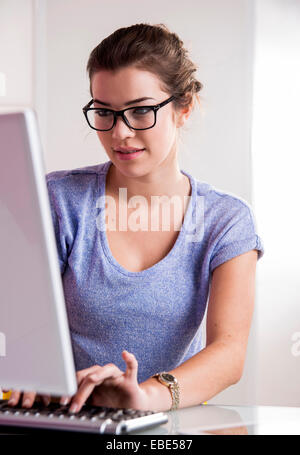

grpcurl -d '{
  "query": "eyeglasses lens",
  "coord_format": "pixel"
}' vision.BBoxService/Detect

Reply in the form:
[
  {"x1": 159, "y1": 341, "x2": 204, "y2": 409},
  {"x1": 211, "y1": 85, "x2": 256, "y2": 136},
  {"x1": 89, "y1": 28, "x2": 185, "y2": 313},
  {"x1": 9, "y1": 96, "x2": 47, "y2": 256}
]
[{"x1": 86, "y1": 107, "x2": 155, "y2": 130}]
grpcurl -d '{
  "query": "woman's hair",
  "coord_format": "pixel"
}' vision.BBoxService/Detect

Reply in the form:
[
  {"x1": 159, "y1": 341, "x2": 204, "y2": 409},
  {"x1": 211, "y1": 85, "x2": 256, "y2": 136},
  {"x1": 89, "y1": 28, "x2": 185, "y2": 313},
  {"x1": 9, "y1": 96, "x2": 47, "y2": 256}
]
[{"x1": 86, "y1": 23, "x2": 203, "y2": 113}]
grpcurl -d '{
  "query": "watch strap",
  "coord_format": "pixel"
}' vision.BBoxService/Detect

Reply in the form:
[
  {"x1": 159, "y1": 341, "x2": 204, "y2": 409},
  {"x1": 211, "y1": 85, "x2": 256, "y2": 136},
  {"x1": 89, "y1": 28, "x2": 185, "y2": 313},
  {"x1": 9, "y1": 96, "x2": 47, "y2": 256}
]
[{"x1": 152, "y1": 372, "x2": 180, "y2": 411}]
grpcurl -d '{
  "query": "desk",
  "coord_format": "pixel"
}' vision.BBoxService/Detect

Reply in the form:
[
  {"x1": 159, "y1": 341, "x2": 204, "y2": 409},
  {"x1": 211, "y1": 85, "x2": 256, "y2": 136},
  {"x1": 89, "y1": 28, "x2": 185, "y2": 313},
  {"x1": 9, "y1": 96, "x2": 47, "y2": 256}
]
[
  {"x1": 1, "y1": 404, "x2": 300, "y2": 435},
  {"x1": 131, "y1": 404, "x2": 300, "y2": 435}
]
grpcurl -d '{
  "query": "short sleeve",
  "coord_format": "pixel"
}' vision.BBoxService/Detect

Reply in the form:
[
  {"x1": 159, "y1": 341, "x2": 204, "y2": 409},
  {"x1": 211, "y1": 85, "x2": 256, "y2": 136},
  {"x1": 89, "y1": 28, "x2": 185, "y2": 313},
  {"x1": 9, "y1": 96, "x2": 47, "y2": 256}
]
[
  {"x1": 46, "y1": 176, "x2": 68, "y2": 275},
  {"x1": 209, "y1": 201, "x2": 264, "y2": 273}
]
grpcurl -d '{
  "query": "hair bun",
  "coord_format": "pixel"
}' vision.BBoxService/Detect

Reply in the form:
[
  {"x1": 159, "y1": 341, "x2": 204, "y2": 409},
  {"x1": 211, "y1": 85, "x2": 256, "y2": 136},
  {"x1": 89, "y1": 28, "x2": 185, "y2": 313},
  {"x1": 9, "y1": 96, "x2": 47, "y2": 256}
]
[{"x1": 87, "y1": 23, "x2": 203, "y2": 110}]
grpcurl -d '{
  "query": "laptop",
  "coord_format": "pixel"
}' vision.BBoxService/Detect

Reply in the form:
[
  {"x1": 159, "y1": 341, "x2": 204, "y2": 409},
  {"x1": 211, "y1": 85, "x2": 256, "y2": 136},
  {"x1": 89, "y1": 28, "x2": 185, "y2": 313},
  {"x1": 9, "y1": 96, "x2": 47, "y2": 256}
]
[{"x1": 0, "y1": 109, "x2": 168, "y2": 434}]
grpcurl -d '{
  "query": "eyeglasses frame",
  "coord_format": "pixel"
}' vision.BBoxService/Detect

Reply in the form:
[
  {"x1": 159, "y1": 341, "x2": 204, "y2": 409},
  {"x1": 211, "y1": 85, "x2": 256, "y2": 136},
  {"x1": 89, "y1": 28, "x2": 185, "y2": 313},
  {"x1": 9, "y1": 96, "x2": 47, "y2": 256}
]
[{"x1": 82, "y1": 95, "x2": 176, "y2": 131}]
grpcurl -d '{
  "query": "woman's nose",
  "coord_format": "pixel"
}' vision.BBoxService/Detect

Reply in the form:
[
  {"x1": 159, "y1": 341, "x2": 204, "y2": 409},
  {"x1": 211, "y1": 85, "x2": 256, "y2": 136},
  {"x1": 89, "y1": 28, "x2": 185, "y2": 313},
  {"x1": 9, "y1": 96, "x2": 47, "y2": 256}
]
[{"x1": 111, "y1": 115, "x2": 135, "y2": 140}]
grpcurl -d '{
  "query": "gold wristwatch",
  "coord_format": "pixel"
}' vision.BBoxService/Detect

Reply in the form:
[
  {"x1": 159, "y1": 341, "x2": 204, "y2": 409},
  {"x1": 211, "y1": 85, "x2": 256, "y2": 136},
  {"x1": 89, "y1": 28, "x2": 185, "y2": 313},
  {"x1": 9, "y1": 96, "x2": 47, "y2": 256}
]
[{"x1": 152, "y1": 372, "x2": 180, "y2": 411}]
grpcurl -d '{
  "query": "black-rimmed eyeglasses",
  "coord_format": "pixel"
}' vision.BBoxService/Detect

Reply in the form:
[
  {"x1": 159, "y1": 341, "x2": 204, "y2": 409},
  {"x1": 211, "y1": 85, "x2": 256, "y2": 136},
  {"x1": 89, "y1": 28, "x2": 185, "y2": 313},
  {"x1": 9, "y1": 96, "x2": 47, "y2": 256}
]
[{"x1": 82, "y1": 95, "x2": 175, "y2": 131}]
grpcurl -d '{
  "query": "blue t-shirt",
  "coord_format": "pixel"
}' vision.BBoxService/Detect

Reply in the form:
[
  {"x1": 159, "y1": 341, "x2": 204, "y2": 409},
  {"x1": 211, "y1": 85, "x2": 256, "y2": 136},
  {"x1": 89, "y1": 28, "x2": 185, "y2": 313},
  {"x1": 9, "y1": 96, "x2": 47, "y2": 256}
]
[{"x1": 45, "y1": 160, "x2": 264, "y2": 383}]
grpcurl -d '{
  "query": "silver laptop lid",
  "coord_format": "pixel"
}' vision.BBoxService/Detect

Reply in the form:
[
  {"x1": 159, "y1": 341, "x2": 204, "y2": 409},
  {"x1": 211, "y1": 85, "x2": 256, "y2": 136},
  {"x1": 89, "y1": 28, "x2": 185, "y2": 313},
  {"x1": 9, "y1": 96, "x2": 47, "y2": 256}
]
[{"x1": 0, "y1": 109, "x2": 77, "y2": 396}]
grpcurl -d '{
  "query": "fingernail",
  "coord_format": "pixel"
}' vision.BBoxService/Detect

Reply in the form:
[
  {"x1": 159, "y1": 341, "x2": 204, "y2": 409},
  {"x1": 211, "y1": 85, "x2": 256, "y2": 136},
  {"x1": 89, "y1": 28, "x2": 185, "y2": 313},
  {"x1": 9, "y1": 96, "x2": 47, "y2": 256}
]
[
  {"x1": 8, "y1": 399, "x2": 15, "y2": 406},
  {"x1": 44, "y1": 398, "x2": 51, "y2": 406},
  {"x1": 60, "y1": 397, "x2": 69, "y2": 406},
  {"x1": 69, "y1": 403, "x2": 78, "y2": 413},
  {"x1": 23, "y1": 399, "x2": 31, "y2": 407}
]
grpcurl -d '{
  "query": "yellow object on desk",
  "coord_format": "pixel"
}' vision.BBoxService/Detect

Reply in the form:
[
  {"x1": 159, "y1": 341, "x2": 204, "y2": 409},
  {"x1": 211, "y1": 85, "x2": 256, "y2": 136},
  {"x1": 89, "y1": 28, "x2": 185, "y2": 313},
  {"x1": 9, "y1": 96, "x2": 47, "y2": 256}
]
[{"x1": 2, "y1": 390, "x2": 12, "y2": 400}]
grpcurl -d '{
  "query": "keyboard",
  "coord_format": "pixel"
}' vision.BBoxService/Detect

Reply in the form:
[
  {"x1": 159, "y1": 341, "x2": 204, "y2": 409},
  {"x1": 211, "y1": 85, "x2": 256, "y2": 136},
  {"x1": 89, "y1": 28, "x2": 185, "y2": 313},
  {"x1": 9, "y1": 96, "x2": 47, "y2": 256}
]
[{"x1": 0, "y1": 399, "x2": 168, "y2": 435}]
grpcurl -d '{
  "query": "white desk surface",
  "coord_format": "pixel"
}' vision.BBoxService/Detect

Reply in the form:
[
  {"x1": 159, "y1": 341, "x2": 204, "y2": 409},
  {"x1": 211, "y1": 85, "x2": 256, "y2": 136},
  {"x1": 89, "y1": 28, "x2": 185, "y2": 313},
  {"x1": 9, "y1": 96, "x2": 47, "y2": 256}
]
[
  {"x1": 132, "y1": 404, "x2": 300, "y2": 435},
  {"x1": 0, "y1": 403, "x2": 299, "y2": 435}
]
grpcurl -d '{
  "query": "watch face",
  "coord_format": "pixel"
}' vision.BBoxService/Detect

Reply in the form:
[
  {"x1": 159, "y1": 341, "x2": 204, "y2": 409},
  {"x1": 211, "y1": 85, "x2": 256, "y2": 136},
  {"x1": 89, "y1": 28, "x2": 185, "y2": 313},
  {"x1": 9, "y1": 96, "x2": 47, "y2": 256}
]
[{"x1": 162, "y1": 373, "x2": 175, "y2": 383}]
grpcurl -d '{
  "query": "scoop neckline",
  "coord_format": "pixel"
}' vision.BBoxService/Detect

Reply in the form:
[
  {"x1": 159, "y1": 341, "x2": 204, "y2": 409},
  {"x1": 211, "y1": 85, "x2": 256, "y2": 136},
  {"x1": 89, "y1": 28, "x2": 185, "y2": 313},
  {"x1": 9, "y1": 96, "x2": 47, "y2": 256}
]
[{"x1": 97, "y1": 160, "x2": 196, "y2": 277}]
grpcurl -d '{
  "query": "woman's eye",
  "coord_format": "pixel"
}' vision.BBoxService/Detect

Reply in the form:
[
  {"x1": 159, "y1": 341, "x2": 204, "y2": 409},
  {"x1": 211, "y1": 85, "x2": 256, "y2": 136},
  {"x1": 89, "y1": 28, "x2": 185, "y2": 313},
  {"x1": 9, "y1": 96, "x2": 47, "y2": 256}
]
[
  {"x1": 95, "y1": 110, "x2": 112, "y2": 117},
  {"x1": 132, "y1": 107, "x2": 151, "y2": 115}
]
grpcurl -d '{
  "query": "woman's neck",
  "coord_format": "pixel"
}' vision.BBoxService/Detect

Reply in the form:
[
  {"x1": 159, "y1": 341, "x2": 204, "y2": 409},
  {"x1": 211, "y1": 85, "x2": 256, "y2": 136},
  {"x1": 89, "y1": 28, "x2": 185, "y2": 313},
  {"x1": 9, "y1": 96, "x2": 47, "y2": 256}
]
[{"x1": 106, "y1": 160, "x2": 191, "y2": 203}]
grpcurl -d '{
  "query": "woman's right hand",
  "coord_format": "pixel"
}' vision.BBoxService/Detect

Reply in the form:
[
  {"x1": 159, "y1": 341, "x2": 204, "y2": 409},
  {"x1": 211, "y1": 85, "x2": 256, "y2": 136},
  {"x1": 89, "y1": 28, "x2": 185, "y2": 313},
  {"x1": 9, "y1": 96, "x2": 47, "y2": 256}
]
[{"x1": 4, "y1": 389, "x2": 51, "y2": 408}]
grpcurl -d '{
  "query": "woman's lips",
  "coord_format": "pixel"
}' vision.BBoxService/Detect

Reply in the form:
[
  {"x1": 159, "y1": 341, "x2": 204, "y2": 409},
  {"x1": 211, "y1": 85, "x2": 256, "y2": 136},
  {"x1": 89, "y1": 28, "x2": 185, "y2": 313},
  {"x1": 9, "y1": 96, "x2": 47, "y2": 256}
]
[{"x1": 114, "y1": 148, "x2": 145, "y2": 160}]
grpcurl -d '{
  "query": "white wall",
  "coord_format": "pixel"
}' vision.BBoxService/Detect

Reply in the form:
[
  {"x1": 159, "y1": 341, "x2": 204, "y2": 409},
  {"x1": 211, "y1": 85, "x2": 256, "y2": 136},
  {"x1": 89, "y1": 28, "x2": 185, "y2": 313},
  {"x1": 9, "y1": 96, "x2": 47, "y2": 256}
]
[
  {"x1": 0, "y1": 0, "x2": 33, "y2": 107},
  {"x1": 252, "y1": 0, "x2": 300, "y2": 406}
]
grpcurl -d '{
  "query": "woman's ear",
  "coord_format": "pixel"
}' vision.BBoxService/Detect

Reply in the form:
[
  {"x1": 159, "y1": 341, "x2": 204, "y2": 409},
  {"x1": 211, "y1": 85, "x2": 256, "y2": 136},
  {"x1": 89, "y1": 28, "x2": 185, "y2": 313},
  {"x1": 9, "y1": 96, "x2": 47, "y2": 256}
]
[{"x1": 175, "y1": 101, "x2": 194, "y2": 128}]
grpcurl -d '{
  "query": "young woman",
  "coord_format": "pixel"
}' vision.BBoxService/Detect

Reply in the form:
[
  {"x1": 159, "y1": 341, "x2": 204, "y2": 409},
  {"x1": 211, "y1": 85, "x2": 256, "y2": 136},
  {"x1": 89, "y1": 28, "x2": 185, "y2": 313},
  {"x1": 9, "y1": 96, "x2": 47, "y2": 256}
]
[{"x1": 7, "y1": 23, "x2": 264, "y2": 413}]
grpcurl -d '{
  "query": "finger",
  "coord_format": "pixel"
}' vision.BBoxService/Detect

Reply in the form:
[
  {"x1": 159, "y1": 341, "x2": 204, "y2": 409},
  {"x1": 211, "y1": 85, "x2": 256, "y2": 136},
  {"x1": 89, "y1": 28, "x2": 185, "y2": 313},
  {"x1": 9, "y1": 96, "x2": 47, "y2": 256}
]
[
  {"x1": 59, "y1": 395, "x2": 72, "y2": 406},
  {"x1": 35, "y1": 394, "x2": 51, "y2": 406},
  {"x1": 69, "y1": 364, "x2": 123, "y2": 413},
  {"x1": 58, "y1": 365, "x2": 103, "y2": 406},
  {"x1": 123, "y1": 350, "x2": 138, "y2": 382},
  {"x1": 75, "y1": 365, "x2": 102, "y2": 385},
  {"x1": 7, "y1": 390, "x2": 21, "y2": 406},
  {"x1": 41, "y1": 395, "x2": 51, "y2": 406},
  {"x1": 22, "y1": 391, "x2": 37, "y2": 408}
]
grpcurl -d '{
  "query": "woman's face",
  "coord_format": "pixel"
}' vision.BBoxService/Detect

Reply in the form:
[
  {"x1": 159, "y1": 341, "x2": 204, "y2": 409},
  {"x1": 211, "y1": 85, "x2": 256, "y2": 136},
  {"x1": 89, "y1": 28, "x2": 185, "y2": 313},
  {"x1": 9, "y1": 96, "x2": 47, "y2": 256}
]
[{"x1": 90, "y1": 66, "x2": 185, "y2": 178}]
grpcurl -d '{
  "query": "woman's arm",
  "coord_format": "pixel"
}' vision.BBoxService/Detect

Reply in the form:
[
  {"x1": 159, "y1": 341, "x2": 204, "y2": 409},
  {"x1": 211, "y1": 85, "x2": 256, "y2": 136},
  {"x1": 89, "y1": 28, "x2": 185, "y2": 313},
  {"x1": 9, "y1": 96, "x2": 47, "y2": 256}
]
[
  {"x1": 7, "y1": 249, "x2": 258, "y2": 413},
  {"x1": 140, "y1": 249, "x2": 258, "y2": 411}
]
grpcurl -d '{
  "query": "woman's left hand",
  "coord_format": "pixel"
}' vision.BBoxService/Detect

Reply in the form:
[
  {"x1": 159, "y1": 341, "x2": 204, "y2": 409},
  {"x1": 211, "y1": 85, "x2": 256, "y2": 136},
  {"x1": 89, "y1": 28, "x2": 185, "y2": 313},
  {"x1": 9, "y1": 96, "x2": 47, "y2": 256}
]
[{"x1": 59, "y1": 351, "x2": 151, "y2": 413}]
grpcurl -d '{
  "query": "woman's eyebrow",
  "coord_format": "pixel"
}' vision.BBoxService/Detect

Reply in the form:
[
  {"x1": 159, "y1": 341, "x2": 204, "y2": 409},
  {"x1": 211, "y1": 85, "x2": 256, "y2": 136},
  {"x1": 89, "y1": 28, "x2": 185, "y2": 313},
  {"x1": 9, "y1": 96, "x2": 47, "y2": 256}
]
[{"x1": 93, "y1": 97, "x2": 156, "y2": 107}]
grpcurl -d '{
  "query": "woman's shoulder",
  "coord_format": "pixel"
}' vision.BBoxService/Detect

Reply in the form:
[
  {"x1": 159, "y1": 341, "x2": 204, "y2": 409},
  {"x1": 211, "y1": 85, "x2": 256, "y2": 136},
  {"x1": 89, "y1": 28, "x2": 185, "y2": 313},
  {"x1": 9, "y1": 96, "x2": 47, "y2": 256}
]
[
  {"x1": 45, "y1": 161, "x2": 108, "y2": 184},
  {"x1": 192, "y1": 173, "x2": 254, "y2": 215},
  {"x1": 45, "y1": 161, "x2": 110, "y2": 211},
  {"x1": 190, "y1": 174, "x2": 264, "y2": 265},
  {"x1": 45, "y1": 161, "x2": 110, "y2": 198}
]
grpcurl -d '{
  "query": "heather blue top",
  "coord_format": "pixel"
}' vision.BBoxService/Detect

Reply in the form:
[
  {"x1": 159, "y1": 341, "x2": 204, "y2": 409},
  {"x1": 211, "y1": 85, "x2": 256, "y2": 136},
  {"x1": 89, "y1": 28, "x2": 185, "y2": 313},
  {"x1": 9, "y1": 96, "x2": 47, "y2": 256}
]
[{"x1": 45, "y1": 160, "x2": 264, "y2": 383}]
